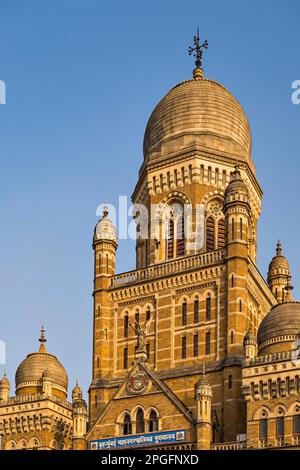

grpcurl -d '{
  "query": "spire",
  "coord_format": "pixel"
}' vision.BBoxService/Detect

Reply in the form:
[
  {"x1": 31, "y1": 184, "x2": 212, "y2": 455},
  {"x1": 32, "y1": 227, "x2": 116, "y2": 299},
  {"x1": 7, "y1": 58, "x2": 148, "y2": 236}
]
[
  {"x1": 188, "y1": 28, "x2": 208, "y2": 79},
  {"x1": 276, "y1": 240, "x2": 282, "y2": 256},
  {"x1": 38, "y1": 325, "x2": 47, "y2": 353},
  {"x1": 232, "y1": 163, "x2": 242, "y2": 180},
  {"x1": 285, "y1": 275, "x2": 294, "y2": 302},
  {"x1": 102, "y1": 201, "x2": 109, "y2": 218}
]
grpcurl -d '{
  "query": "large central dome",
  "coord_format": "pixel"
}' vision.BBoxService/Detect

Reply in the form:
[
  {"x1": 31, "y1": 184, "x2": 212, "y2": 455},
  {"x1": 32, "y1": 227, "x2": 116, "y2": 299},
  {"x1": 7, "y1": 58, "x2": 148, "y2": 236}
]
[{"x1": 143, "y1": 72, "x2": 252, "y2": 164}]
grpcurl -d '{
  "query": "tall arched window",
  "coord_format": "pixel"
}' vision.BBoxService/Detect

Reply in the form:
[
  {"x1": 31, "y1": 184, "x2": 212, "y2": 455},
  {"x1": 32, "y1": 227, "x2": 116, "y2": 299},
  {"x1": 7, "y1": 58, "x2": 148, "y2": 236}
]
[
  {"x1": 149, "y1": 410, "x2": 159, "y2": 432},
  {"x1": 167, "y1": 218, "x2": 174, "y2": 259},
  {"x1": 124, "y1": 314, "x2": 129, "y2": 337},
  {"x1": 259, "y1": 419, "x2": 268, "y2": 440},
  {"x1": 217, "y1": 219, "x2": 225, "y2": 249},
  {"x1": 206, "y1": 217, "x2": 215, "y2": 251},
  {"x1": 294, "y1": 415, "x2": 300, "y2": 435},
  {"x1": 166, "y1": 201, "x2": 185, "y2": 259},
  {"x1": 136, "y1": 409, "x2": 145, "y2": 433},
  {"x1": 276, "y1": 417, "x2": 284, "y2": 438},
  {"x1": 206, "y1": 295, "x2": 212, "y2": 321},
  {"x1": 176, "y1": 211, "x2": 185, "y2": 257},
  {"x1": 123, "y1": 414, "x2": 132, "y2": 435}
]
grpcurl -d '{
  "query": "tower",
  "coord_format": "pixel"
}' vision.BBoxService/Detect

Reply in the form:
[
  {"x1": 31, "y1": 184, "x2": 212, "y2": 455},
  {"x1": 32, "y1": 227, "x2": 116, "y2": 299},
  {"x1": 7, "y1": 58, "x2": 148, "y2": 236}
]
[
  {"x1": 0, "y1": 373, "x2": 10, "y2": 402},
  {"x1": 267, "y1": 241, "x2": 291, "y2": 304},
  {"x1": 90, "y1": 205, "x2": 118, "y2": 425},
  {"x1": 72, "y1": 382, "x2": 87, "y2": 450},
  {"x1": 87, "y1": 34, "x2": 276, "y2": 449},
  {"x1": 243, "y1": 329, "x2": 257, "y2": 360},
  {"x1": 195, "y1": 368, "x2": 212, "y2": 450}
]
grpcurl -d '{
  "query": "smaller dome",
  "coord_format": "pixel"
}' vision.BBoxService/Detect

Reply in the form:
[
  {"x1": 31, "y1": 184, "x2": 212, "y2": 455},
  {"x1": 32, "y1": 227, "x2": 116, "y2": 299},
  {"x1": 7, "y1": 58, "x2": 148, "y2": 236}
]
[
  {"x1": 94, "y1": 205, "x2": 117, "y2": 242},
  {"x1": 258, "y1": 301, "x2": 300, "y2": 354},
  {"x1": 0, "y1": 373, "x2": 10, "y2": 389},
  {"x1": 268, "y1": 241, "x2": 290, "y2": 278},
  {"x1": 15, "y1": 327, "x2": 68, "y2": 398},
  {"x1": 244, "y1": 329, "x2": 257, "y2": 346},
  {"x1": 72, "y1": 381, "x2": 82, "y2": 401},
  {"x1": 224, "y1": 166, "x2": 249, "y2": 200}
]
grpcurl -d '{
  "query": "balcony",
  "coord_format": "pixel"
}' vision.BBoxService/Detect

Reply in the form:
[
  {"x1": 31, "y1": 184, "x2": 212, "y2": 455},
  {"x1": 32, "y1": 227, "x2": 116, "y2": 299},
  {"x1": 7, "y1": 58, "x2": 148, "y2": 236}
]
[{"x1": 111, "y1": 249, "x2": 224, "y2": 288}]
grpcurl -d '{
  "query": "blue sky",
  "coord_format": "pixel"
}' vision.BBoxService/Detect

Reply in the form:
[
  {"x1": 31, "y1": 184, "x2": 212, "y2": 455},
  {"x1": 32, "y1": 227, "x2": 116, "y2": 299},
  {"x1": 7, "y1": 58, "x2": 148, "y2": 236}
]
[{"x1": 0, "y1": 0, "x2": 299, "y2": 399}]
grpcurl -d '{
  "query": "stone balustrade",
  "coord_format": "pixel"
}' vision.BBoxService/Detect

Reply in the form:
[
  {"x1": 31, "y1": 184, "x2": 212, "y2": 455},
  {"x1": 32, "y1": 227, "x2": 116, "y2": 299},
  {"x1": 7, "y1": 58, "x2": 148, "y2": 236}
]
[{"x1": 111, "y1": 249, "x2": 224, "y2": 288}]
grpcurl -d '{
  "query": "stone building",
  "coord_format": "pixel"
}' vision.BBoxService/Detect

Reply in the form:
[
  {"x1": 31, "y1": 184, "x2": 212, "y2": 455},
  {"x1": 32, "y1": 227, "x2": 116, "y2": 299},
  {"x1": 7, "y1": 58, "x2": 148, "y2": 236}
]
[
  {"x1": 86, "y1": 52, "x2": 300, "y2": 450},
  {"x1": 1, "y1": 40, "x2": 300, "y2": 451},
  {"x1": 0, "y1": 327, "x2": 87, "y2": 450}
]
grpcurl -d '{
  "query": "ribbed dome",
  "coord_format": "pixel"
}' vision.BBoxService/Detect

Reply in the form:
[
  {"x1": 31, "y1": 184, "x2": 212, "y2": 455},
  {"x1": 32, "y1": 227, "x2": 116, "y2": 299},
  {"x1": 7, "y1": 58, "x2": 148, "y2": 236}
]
[
  {"x1": 94, "y1": 206, "x2": 117, "y2": 242},
  {"x1": 224, "y1": 165, "x2": 249, "y2": 202},
  {"x1": 258, "y1": 302, "x2": 300, "y2": 354},
  {"x1": 15, "y1": 327, "x2": 68, "y2": 397},
  {"x1": 143, "y1": 75, "x2": 251, "y2": 163},
  {"x1": 0, "y1": 373, "x2": 10, "y2": 388},
  {"x1": 268, "y1": 241, "x2": 290, "y2": 276},
  {"x1": 16, "y1": 352, "x2": 68, "y2": 392}
]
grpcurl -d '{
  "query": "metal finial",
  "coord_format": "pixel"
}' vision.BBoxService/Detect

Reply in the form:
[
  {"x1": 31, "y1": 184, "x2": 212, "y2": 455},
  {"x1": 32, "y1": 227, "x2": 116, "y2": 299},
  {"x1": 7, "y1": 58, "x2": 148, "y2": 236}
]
[
  {"x1": 276, "y1": 240, "x2": 282, "y2": 256},
  {"x1": 39, "y1": 325, "x2": 47, "y2": 353},
  {"x1": 188, "y1": 27, "x2": 208, "y2": 69},
  {"x1": 102, "y1": 201, "x2": 109, "y2": 218}
]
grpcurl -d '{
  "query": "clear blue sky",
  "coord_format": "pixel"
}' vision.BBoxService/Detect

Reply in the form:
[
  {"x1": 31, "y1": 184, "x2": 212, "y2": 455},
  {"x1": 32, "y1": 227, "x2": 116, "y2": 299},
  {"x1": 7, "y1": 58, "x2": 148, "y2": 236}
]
[{"x1": 0, "y1": 0, "x2": 299, "y2": 400}]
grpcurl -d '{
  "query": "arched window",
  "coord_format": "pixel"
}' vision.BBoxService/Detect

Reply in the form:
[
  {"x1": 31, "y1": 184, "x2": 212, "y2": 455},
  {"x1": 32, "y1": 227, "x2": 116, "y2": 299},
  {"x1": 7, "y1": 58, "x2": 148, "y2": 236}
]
[
  {"x1": 259, "y1": 419, "x2": 268, "y2": 440},
  {"x1": 123, "y1": 347, "x2": 128, "y2": 369},
  {"x1": 136, "y1": 409, "x2": 145, "y2": 433},
  {"x1": 194, "y1": 298, "x2": 199, "y2": 323},
  {"x1": 217, "y1": 219, "x2": 225, "y2": 249},
  {"x1": 176, "y1": 211, "x2": 185, "y2": 257},
  {"x1": 228, "y1": 375, "x2": 233, "y2": 389},
  {"x1": 182, "y1": 336, "x2": 186, "y2": 359},
  {"x1": 231, "y1": 218, "x2": 235, "y2": 240},
  {"x1": 230, "y1": 331, "x2": 234, "y2": 344},
  {"x1": 294, "y1": 415, "x2": 300, "y2": 435},
  {"x1": 276, "y1": 417, "x2": 284, "y2": 437},
  {"x1": 182, "y1": 301, "x2": 187, "y2": 326},
  {"x1": 149, "y1": 410, "x2": 159, "y2": 432},
  {"x1": 193, "y1": 333, "x2": 199, "y2": 357},
  {"x1": 240, "y1": 218, "x2": 243, "y2": 239},
  {"x1": 106, "y1": 254, "x2": 109, "y2": 273},
  {"x1": 206, "y1": 295, "x2": 211, "y2": 321},
  {"x1": 206, "y1": 217, "x2": 215, "y2": 251},
  {"x1": 167, "y1": 218, "x2": 175, "y2": 259},
  {"x1": 124, "y1": 314, "x2": 129, "y2": 338},
  {"x1": 146, "y1": 307, "x2": 151, "y2": 321},
  {"x1": 205, "y1": 331, "x2": 211, "y2": 355},
  {"x1": 123, "y1": 414, "x2": 132, "y2": 435},
  {"x1": 166, "y1": 201, "x2": 185, "y2": 259}
]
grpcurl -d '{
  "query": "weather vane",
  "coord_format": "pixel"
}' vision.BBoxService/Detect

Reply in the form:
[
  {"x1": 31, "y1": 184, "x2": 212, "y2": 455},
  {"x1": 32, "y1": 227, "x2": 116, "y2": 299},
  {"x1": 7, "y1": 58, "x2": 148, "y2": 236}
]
[{"x1": 188, "y1": 28, "x2": 208, "y2": 68}]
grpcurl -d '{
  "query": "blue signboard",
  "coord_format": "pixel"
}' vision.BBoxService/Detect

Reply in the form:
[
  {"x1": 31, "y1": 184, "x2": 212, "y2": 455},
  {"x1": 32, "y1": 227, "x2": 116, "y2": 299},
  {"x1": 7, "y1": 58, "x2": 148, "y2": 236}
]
[{"x1": 89, "y1": 429, "x2": 187, "y2": 450}]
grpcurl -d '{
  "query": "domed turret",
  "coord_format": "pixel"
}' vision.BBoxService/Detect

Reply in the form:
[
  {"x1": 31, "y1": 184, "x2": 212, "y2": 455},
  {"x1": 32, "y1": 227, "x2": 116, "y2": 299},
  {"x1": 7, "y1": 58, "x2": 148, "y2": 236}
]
[
  {"x1": 72, "y1": 380, "x2": 87, "y2": 450},
  {"x1": 0, "y1": 372, "x2": 10, "y2": 402},
  {"x1": 94, "y1": 205, "x2": 117, "y2": 243},
  {"x1": 15, "y1": 326, "x2": 68, "y2": 399},
  {"x1": 143, "y1": 74, "x2": 252, "y2": 167},
  {"x1": 194, "y1": 365, "x2": 212, "y2": 450},
  {"x1": 267, "y1": 241, "x2": 290, "y2": 303},
  {"x1": 243, "y1": 329, "x2": 257, "y2": 360},
  {"x1": 224, "y1": 165, "x2": 249, "y2": 205},
  {"x1": 258, "y1": 278, "x2": 300, "y2": 354},
  {"x1": 72, "y1": 380, "x2": 83, "y2": 402}
]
